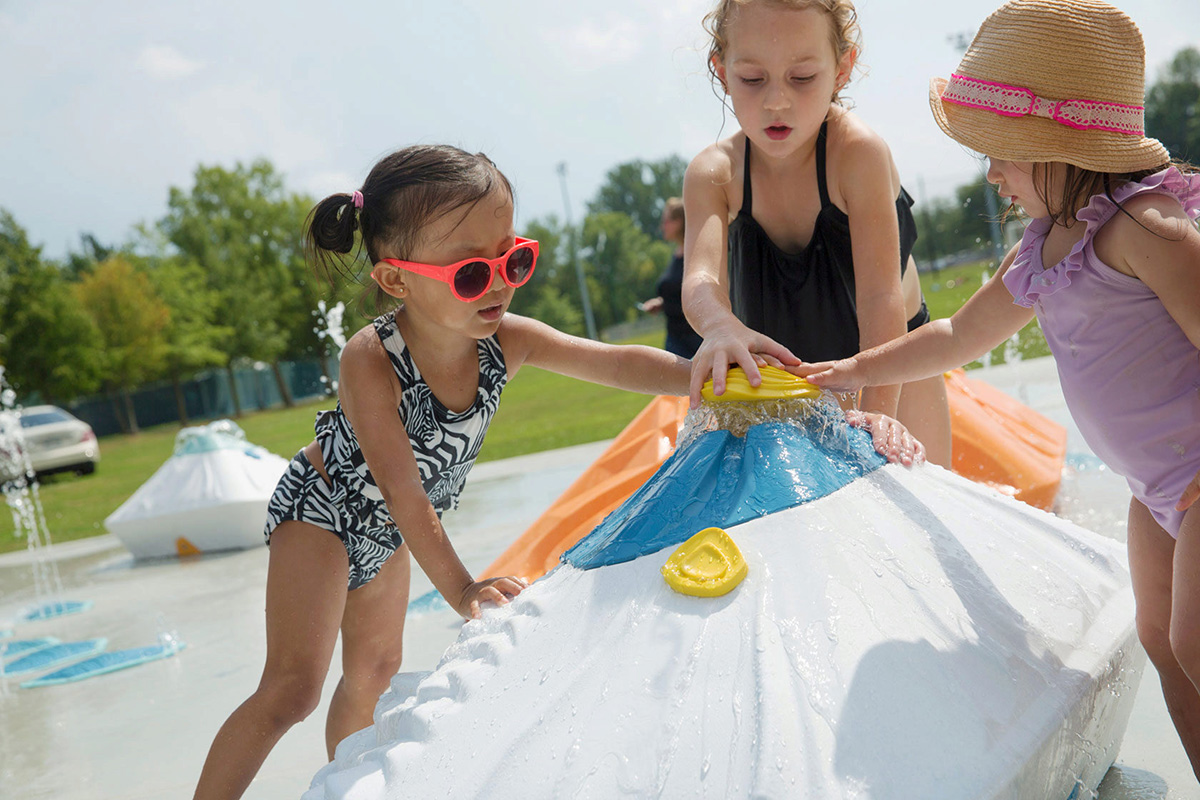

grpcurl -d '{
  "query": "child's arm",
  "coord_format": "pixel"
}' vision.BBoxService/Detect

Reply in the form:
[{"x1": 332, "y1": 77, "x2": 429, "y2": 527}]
[
  {"x1": 837, "y1": 125, "x2": 909, "y2": 418},
  {"x1": 795, "y1": 244, "x2": 1034, "y2": 391},
  {"x1": 338, "y1": 332, "x2": 525, "y2": 620},
  {"x1": 497, "y1": 313, "x2": 924, "y2": 466},
  {"x1": 681, "y1": 145, "x2": 800, "y2": 407},
  {"x1": 1112, "y1": 192, "x2": 1200, "y2": 350},
  {"x1": 497, "y1": 313, "x2": 690, "y2": 395},
  {"x1": 1110, "y1": 191, "x2": 1200, "y2": 511}
]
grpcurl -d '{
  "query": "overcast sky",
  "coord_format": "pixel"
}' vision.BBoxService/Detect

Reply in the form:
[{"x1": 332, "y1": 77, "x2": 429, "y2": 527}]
[{"x1": 2, "y1": 0, "x2": 1195, "y2": 260}]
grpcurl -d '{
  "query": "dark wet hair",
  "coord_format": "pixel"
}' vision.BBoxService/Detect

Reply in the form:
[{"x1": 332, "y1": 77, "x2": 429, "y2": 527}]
[
  {"x1": 1011, "y1": 158, "x2": 1197, "y2": 232},
  {"x1": 305, "y1": 144, "x2": 514, "y2": 312}
]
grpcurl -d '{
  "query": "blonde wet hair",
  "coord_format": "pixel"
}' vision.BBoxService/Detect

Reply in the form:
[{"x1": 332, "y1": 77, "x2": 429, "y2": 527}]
[{"x1": 703, "y1": 0, "x2": 862, "y2": 105}]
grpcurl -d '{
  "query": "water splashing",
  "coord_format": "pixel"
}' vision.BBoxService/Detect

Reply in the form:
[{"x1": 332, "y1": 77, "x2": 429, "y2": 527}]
[
  {"x1": 1003, "y1": 333, "x2": 1021, "y2": 365},
  {"x1": 0, "y1": 366, "x2": 69, "y2": 620},
  {"x1": 678, "y1": 391, "x2": 849, "y2": 450},
  {"x1": 315, "y1": 300, "x2": 347, "y2": 395}
]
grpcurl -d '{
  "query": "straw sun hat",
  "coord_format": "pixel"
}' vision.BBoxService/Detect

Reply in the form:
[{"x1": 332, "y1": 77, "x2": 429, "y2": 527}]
[{"x1": 929, "y1": 0, "x2": 1169, "y2": 173}]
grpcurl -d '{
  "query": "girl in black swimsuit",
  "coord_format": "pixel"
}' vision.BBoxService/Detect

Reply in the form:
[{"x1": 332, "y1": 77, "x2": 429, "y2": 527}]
[{"x1": 683, "y1": 0, "x2": 951, "y2": 466}]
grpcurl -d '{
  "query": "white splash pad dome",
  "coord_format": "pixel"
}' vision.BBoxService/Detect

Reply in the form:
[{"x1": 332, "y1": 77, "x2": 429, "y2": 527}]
[
  {"x1": 307, "y1": 403, "x2": 1141, "y2": 799},
  {"x1": 105, "y1": 419, "x2": 290, "y2": 558}
]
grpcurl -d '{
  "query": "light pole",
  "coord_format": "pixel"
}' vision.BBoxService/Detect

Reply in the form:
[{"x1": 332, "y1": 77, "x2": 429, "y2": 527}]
[{"x1": 556, "y1": 162, "x2": 599, "y2": 341}]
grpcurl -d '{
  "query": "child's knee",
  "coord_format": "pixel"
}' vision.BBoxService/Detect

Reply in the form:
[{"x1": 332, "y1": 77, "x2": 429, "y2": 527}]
[
  {"x1": 1170, "y1": 624, "x2": 1200, "y2": 680},
  {"x1": 346, "y1": 647, "x2": 404, "y2": 699},
  {"x1": 258, "y1": 673, "x2": 325, "y2": 726},
  {"x1": 1136, "y1": 610, "x2": 1175, "y2": 669}
]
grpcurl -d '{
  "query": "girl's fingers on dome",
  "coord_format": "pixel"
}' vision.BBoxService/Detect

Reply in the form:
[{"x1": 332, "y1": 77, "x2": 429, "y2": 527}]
[
  {"x1": 735, "y1": 354, "x2": 762, "y2": 387},
  {"x1": 757, "y1": 339, "x2": 799, "y2": 366},
  {"x1": 912, "y1": 436, "x2": 927, "y2": 465},
  {"x1": 688, "y1": 363, "x2": 712, "y2": 408},
  {"x1": 496, "y1": 577, "x2": 526, "y2": 596}
]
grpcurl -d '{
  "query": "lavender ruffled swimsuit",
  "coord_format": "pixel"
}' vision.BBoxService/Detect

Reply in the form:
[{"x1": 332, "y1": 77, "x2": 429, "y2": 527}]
[{"x1": 1002, "y1": 167, "x2": 1200, "y2": 537}]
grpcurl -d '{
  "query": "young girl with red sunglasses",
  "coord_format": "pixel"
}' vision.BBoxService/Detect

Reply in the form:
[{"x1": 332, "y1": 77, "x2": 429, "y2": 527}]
[{"x1": 191, "y1": 144, "x2": 701, "y2": 799}]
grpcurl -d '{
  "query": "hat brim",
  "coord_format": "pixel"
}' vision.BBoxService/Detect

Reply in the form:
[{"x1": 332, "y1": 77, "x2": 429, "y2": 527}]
[{"x1": 929, "y1": 76, "x2": 1170, "y2": 174}]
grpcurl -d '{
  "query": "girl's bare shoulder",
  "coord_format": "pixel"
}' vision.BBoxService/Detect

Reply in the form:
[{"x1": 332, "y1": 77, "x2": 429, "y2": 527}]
[
  {"x1": 825, "y1": 109, "x2": 901, "y2": 204},
  {"x1": 338, "y1": 320, "x2": 403, "y2": 398},
  {"x1": 341, "y1": 322, "x2": 385, "y2": 361},
  {"x1": 826, "y1": 109, "x2": 894, "y2": 169},
  {"x1": 687, "y1": 134, "x2": 742, "y2": 188},
  {"x1": 1095, "y1": 188, "x2": 1199, "y2": 275},
  {"x1": 686, "y1": 133, "x2": 744, "y2": 219}
]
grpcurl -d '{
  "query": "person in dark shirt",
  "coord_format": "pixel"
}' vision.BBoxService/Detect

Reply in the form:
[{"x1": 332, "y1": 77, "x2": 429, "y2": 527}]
[{"x1": 641, "y1": 197, "x2": 703, "y2": 358}]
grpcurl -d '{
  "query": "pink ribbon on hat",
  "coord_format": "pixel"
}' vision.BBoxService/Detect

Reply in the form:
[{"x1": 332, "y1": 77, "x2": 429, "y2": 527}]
[
  {"x1": 941, "y1": 73, "x2": 1144, "y2": 136},
  {"x1": 351, "y1": 190, "x2": 364, "y2": 209}
]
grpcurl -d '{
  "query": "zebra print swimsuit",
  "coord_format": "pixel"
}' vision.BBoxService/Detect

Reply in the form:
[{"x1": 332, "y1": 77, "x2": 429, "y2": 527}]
[{"x1": 264, "y1": 310, "x2": 508, "y2": 590}]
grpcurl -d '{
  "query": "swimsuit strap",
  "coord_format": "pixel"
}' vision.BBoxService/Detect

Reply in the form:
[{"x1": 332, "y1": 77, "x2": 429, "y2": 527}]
[
  {"x1": 816, "y1": 120, "x2": 831, "y2": 209},
  {"x1": 740, "y1": 137, "x2": 753, "y2": 216},
  {"x1": 742, "y1": 121, "x2": 830, "y2": 215}
]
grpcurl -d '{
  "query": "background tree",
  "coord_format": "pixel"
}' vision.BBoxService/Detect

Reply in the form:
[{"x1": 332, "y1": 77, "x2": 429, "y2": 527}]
[
  {"x1": 1146, "y1": 46, "x2": 1200, "y2": 164},
  {"x1": 141, "y1": 256, "x2": 232, "y2": 425},
  {"x1": 75, "y1": 256, "x2": 170, "y2": 433},
  {"x1": 579, "y1": 212, "x2": 669, "y2": 332},
  {"x1": 273, "y1": 191, "x2": 328, "y2": 364},
  {"x1": 588, "y1": 156, "x2": 687, "y2": 238},
  {"x1": 158, "y1": 160, "x2": 308, "y2": 413},
  {"x1": 915, "y1": 176, "x2": 999, "y2": 266},
  {"x1": 507, "y1": 216, "x2": 586, "y2": 336},
  {"x1": 62, "y1": 233, "x2": 113, "y2": 279},
  {"x1": 0, "y1": 210, "x2": 103, "y2": 403}
]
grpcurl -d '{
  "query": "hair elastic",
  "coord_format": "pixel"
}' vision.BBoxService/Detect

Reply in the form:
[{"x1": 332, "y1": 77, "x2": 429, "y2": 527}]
[{"x1": 351, "y1": 190, "x2": 364, "y2": 210}]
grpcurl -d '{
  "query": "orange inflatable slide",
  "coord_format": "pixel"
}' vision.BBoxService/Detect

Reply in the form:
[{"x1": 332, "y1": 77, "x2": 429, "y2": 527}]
[{"x1": 481, "y1": 369, "x2": 1067, "y2": 584}]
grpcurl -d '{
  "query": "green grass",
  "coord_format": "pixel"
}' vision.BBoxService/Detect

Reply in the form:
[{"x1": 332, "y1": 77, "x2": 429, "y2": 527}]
[{"x1": 920, "y1": 260, "x2": 1050, "y2": 367}]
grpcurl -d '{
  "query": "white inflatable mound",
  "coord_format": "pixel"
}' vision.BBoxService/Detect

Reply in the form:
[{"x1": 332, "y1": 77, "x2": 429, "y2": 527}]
[
  {"x1": 307, "y1": 410, "x2": 1141, "y2": 800},
  {"x1": 105, "y1": 420, "x2": 289, "y2": 559}
]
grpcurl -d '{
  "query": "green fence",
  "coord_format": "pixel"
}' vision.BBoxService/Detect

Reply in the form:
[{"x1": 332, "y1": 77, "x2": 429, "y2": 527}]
[{"x1": 65, "y1": 357, "x2": 339, "y2": 436}]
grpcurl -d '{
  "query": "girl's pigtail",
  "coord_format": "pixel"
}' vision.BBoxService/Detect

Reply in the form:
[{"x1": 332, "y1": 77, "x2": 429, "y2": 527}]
[{"x1": 305, "y1": 193, "x2": 363, "y2": 289}]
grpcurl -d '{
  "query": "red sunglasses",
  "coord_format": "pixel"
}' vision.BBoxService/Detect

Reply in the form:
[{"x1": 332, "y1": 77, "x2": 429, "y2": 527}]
[{"x1": 377, "y1": 238, "x2": 539, "y2": 302}]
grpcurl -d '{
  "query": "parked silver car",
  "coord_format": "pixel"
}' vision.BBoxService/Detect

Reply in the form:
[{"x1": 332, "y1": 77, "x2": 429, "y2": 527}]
[{"x1": 5, "y1": 405, "x2": 101, "y2": 478}]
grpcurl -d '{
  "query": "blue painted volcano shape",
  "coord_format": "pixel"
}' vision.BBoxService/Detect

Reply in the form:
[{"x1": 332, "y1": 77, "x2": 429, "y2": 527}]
[{"x1": 563, "y1": 419, "x2": 885, "y2": 570}]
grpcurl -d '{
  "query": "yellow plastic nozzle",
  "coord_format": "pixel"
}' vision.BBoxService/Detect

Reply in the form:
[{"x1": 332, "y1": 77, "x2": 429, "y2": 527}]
[
  {"x1": 700, "y1": 365, "x2": 821, "y2": 403},
  {"x1": 661, "y1": 527, "x2": 748, "y2": 597}
]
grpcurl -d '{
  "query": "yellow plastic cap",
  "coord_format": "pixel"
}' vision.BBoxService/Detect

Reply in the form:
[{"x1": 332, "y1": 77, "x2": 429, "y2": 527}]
[
  {"x1": 661, "y1": 526, "x2": 748, "y2": 597},
  {"x1": 700, "y1": 365, "x2": 821, "y2": 403}
]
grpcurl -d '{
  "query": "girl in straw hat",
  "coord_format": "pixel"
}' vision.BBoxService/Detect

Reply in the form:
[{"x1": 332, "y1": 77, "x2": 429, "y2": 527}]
[
  {"x1": 681, "y1": 0, "x2": 952, "y2": 467},
  {"x1": 796, "y1": 0, "x2": 1200, "y2": 776}
]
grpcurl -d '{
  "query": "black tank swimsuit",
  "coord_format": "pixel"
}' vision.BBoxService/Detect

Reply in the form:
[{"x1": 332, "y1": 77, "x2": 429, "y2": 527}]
[{"x1": 728, "y1": 121, "x2": 929, "y2": 363}]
